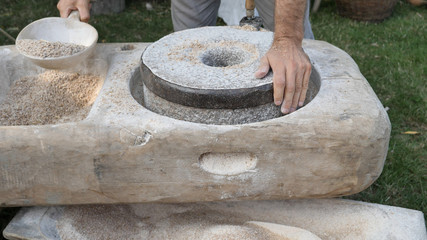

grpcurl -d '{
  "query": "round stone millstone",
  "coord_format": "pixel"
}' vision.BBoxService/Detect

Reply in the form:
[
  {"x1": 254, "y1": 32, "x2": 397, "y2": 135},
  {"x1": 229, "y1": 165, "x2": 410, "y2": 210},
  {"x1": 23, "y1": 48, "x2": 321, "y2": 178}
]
[
  {"x1": 141, "y1": 26, "x2": 274, "y2": 109},
  {"x1": 139, "y1": 26, "x2": 319, "y2": 124}
]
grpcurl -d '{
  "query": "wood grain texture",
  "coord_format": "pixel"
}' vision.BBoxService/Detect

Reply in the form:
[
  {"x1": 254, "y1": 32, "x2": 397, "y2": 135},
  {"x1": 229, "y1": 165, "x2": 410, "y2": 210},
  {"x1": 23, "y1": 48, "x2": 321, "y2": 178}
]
[{"x1": 0, "y1": 38, "x2": 390, "y2": 206}]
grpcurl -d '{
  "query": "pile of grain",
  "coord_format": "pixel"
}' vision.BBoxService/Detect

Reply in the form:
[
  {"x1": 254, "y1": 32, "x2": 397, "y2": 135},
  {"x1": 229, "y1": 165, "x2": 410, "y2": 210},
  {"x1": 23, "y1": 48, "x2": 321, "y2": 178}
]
[
  {"x1": 16, "y1": 39, "x2": 86, "y2": 58},
  {"x1": 0, "y1": 70, "x2": 102, "y2": 126}
]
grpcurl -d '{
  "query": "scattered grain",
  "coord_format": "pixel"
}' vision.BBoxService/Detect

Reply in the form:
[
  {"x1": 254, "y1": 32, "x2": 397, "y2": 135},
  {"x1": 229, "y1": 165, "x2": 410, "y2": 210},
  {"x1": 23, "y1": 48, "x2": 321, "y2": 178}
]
[
  {"x1": 167, "y1": 39, "x2": 258, "y2": 69},
  {"x1": 0, "y1": 70, "x2": 103, "y2": 126}
]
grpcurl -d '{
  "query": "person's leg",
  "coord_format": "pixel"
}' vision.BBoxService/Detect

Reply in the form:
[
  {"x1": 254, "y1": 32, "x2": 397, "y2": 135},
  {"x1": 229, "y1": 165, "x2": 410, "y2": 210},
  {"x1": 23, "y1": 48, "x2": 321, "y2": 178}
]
[
  {"x1": 303, "y1": 0, "x2": 314, "y2": 39},
  {"x1": 254, "y1": 0, "x2": 275, "y2": 31},
  {"x1": 255, "y1": 0, "x2": 314, "y2": 39},
  {"x1": 171, "y1": 0, "x2": 221, "y2": 32}
]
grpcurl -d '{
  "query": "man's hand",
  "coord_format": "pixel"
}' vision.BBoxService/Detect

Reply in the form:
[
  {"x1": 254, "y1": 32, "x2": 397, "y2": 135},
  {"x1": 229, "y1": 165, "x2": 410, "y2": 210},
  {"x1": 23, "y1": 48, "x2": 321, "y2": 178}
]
[
  {"x1": 57, "y1": 0, "x2": 91, "y2": 22},
  {"x1": 255, "y1": 0, "x2": 310, "y2": 114},
  {"x1": 255, "y1": 38, "x2": 311, "y2": 114}
]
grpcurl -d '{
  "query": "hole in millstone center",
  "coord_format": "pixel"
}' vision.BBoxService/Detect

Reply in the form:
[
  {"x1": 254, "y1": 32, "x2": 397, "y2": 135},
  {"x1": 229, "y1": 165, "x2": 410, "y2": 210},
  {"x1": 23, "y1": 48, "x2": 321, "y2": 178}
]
[{"x1": 200, "y1": 47, "x2": 247, "y2": 67}]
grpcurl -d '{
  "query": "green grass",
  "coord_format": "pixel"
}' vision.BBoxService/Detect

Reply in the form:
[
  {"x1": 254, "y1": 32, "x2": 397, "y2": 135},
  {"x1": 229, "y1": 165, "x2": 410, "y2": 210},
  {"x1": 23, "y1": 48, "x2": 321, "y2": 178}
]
[
  {"x1": 91, "y1": 1, "x2": 173, "y2": 42},
  {"x1": 0, "y1": 0, "x2": 426, "y2": 236},
  {"x1": 310, "y1": 0, "x2": 426, "y2": 215}
]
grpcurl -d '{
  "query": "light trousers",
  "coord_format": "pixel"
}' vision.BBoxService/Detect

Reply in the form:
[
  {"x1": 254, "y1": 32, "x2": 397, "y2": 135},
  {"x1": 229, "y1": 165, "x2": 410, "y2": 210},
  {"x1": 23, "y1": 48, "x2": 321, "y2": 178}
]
[{"x1": 171, "y1": 0, "x2": 314, "y2": 39}]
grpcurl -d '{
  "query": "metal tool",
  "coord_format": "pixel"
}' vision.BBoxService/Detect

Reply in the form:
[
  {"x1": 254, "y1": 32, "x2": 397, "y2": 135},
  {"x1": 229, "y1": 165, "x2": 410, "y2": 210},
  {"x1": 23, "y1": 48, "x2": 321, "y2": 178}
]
[
  {"x1": 16, "y1": 11, "x2": 98, "y2": 69},
  {"x1": 239, "y1": 0, "x2": 263, "y2": 30}
]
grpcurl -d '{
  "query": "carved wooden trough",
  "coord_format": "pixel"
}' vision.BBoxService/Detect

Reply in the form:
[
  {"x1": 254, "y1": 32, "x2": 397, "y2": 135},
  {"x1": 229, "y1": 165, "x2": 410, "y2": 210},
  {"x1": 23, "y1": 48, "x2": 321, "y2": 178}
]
[{"x1": 0, "y1": 27, "x2": 391, "y2": 206}]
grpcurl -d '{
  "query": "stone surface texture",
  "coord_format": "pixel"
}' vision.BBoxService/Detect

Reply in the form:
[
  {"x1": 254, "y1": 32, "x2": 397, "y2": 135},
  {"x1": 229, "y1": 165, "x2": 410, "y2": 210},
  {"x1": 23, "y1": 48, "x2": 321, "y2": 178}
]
[
  {"x1": 142, "y1": 27, "x2": 271, "y2": 90},
  {"x1": 4, "y1": 199, "x2": 426, "y2": 240},
  {"x1": 139, "y1": 27, "x2": 320, "y2": 123},
  {"x1": 0, "y1": 29, "x2": 390, "y2": 206}
]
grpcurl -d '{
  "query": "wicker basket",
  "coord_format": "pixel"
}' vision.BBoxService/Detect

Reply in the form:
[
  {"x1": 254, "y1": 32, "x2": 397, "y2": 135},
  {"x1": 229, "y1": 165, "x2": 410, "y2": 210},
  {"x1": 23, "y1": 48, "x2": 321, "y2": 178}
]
[{"x1": 335, "y1": 0, "x2": 398, "y2": 22}]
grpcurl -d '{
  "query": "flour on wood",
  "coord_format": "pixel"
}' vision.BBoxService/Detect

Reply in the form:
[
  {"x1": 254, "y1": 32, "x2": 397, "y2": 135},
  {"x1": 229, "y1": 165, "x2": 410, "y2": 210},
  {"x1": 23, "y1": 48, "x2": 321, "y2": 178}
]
[{"x1": 0, "y1": 70, "x2": 102, "y2": 126}]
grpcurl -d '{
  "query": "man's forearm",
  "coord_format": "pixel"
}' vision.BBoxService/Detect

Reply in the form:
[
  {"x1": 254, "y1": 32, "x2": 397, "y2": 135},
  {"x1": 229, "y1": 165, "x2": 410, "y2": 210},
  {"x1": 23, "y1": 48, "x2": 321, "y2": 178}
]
[{"x1": 273, "y1": 0, "x2": 306, "y2": 45}]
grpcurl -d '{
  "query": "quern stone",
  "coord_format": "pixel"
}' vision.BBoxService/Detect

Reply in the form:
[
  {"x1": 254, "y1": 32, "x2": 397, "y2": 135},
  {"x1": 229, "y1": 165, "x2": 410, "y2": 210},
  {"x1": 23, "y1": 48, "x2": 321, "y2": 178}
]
[
  {"x1": 0, "y1": 27, "x2": 390, "y2": 206},
  {"x1": 140, "y1": 27, "x2": 320, "y2": 124}
]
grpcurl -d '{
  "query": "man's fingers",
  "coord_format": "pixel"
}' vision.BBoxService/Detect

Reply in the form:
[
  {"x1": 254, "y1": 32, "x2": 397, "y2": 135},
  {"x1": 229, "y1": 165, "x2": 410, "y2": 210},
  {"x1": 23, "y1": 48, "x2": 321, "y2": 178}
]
[
  {"x1": 291, "y1": 70, "x2": 303, "y2": 112},
  {"x1": 272, "y1": 65, "x2": 286, "y2": 106},
  {"x1": 57, "y1": 1, "x2": 67, "y2": 18},
  {"x1": 77, "y1": 4, "x2": 90, "y2": 22},
  {"x1": 298, "y1": 63, "x2": 311, "y2": 107},
  {"x1": 58, "y1": 7, "x2": 73, "y2": 18},
  {"x1": 281, "y1": 66, "x2": 296, "y2": 114},
  {"x1": 57, "y1": 0, "x2": 90, "y2": 22},
  {"x1": 255, "y1": 56, "x2": 270, "y2": 79},
  {"x1": 262, "y1": 43, "x2": 311, "y2": 114}
]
